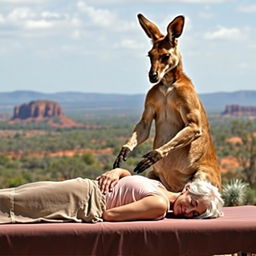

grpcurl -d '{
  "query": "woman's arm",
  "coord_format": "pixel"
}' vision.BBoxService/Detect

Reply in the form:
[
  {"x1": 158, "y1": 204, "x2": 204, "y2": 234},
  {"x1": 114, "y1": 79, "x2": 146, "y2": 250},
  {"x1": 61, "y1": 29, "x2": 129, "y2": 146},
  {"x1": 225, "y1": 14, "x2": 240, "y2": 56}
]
[
  {"x1": 96, "y1": 168, "x2": 131, "y2": 194},
  {"x1": 103, "y1": 195, "x2": 168, "y2": 221}
]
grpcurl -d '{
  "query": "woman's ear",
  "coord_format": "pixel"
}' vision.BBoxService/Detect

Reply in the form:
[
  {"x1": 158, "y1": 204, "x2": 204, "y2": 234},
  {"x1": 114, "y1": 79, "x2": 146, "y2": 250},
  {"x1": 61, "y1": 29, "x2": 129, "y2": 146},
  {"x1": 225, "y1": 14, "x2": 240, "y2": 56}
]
[
  {"x1": 184, "y1": 184, "x2": 190, "y2": 191},
  {"x1": 180, "y1": 184, "x2": 190, "y2": 195}
]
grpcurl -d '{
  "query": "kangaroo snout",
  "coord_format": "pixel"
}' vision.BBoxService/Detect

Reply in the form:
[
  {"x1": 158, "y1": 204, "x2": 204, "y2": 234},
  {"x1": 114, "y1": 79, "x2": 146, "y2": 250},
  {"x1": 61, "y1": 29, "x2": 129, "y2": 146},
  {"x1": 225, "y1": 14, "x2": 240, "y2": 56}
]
[{"x1": 149, "y1": 70, "x2": 159, "y2": 83}]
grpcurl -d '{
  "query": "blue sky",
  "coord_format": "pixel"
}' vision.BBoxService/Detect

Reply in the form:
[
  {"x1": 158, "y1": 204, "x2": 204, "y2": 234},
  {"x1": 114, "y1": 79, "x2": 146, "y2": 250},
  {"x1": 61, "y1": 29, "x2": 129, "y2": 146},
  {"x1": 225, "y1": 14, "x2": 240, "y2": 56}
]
[{"x1": 0, "y1": 0, "x2": 255, "y2": 94}]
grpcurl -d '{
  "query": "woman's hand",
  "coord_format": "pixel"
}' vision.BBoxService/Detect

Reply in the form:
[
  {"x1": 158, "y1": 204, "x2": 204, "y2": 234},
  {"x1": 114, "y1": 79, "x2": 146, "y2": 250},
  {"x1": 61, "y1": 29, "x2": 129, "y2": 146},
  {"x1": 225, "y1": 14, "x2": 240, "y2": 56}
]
[{"x1": 96, "y1": 168, "x2": 131, "y2": 194}]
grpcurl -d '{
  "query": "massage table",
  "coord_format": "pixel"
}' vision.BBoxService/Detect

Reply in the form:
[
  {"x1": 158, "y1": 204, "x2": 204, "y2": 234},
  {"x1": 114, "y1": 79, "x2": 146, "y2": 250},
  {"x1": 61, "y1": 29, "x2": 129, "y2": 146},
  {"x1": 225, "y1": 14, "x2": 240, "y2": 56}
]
[{"x1": 0, "y1": 206, "x2": 255, "y2": 256}]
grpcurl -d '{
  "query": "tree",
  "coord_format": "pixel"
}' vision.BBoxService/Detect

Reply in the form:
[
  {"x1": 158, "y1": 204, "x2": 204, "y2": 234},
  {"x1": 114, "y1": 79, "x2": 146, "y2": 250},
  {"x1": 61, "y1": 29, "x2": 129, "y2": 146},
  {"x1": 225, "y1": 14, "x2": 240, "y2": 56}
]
[{"x1": 81, "y1": 153, "x2": 96, "y2": 165}]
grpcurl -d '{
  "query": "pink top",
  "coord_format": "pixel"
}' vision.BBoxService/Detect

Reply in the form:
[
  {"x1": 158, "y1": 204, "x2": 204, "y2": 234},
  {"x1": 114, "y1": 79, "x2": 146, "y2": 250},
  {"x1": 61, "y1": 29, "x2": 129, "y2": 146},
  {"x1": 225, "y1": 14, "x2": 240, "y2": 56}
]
[{"x1": 105, "y1": 175, "x2": 169, "y2": 219}]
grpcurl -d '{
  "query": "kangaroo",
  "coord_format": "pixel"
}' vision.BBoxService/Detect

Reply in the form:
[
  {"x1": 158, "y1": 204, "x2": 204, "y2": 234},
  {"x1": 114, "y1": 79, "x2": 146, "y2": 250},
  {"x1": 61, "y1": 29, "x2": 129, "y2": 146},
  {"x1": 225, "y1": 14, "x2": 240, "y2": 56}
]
[{"x1": 113, "y1": 14, "x2": 221, "y2": 192}]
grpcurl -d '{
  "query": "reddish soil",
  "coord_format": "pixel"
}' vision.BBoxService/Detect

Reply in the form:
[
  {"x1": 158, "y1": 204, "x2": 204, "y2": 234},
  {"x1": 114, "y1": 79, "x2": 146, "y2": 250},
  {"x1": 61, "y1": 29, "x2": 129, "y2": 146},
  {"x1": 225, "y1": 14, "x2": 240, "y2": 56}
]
[
  {"x1": 227, "y1": 136, "x2": 242, "y2": 144},
  {"x1": 220, "y1": 156, "x2": 240, "y2": 173},
  {"x1": 46, "y1": 115, "x2": 84, "y2": 128},
  {"x1": 8, "y1": 115, "x2": 90, "y2": 129},
  {"x1": 6, "y1": 148, "x2": 113, "y2": 158}
]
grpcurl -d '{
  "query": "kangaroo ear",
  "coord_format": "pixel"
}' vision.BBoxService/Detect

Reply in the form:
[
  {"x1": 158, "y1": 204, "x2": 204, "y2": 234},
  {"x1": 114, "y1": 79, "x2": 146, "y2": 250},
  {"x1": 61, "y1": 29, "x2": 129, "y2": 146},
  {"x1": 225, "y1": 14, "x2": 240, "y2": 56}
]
[
  {"x1": 137, "y1": 13, "x2": 163, "y2": 41},
  {"x1": 167, "y1": 15, "x2": 185, "y2": 41}
]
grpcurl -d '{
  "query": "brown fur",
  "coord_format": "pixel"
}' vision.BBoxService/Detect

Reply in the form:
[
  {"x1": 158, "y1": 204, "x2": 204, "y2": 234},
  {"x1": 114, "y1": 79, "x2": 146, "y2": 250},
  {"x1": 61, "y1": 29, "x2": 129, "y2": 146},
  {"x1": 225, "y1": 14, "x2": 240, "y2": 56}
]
[{"x1": 116, "y1": 14, "x2": 221, "y2": 192}]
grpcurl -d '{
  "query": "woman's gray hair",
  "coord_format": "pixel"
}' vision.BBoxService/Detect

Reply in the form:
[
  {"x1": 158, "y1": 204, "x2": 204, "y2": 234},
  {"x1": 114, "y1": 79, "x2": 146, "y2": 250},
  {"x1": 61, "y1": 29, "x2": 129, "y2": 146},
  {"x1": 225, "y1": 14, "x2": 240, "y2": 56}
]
[{"x1": 186, "y1": 179, "x2": 224, "y2": 219}]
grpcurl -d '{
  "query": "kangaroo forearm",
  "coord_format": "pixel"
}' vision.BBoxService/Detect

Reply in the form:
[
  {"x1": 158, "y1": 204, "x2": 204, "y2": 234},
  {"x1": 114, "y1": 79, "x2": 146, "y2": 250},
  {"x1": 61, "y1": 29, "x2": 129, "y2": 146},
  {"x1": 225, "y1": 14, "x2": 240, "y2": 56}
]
[
  {"x1": 123, "y1": 122, "x2": 151, "y2": 150},
  {"x1": 156, "y1": 124, "x2": 202, "y2": 157}
]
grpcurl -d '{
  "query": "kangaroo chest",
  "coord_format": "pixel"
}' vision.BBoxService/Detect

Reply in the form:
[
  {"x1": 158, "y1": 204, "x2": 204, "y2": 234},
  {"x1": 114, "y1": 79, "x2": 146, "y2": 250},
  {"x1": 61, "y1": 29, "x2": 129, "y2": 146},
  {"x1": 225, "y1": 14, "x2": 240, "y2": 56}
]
[
  {"x1": 154, "y1": 87, "x2": 183, "y2": 129},
  {"x1": 152, "y1": 87, "x2": 184, "y2": 147}
]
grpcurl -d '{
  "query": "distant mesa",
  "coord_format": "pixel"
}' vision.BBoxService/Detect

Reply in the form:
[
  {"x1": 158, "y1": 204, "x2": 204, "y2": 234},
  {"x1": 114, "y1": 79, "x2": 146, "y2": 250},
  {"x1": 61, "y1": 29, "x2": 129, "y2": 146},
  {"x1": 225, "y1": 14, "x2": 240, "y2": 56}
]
[
  {"x1": 9, "y1": 100, "x2": 84, "y2": 128},
  {"x1": 222, "y1": 104, "x2": 256, "y2": 117},
  {"x1": 12, "y1": 100, "x2": 62, "y2": 120}
]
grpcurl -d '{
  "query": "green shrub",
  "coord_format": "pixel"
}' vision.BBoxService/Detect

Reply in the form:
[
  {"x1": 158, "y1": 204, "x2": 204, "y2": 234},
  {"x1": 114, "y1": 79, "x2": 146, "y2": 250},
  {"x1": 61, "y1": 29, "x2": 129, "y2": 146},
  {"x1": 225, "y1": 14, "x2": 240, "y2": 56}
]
[{"x1": 222, "y1": 179, "x2": 249, "y2": 206}]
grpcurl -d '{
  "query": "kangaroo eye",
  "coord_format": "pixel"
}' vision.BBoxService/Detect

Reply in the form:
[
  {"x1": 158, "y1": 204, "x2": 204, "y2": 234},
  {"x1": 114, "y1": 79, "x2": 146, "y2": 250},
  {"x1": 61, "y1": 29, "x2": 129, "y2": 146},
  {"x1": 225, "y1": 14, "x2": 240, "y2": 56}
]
[{"x1": 161, "y1": 54, "x2": 170, "y2": 62}]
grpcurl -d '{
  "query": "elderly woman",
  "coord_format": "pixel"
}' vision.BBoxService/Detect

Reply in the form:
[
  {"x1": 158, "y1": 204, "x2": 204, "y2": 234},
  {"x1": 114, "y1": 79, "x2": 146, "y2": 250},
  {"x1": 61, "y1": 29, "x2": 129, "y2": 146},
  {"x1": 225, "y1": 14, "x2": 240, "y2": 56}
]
[{"x1": 0, "y1": 169, "x2": 223, "y2": 224}]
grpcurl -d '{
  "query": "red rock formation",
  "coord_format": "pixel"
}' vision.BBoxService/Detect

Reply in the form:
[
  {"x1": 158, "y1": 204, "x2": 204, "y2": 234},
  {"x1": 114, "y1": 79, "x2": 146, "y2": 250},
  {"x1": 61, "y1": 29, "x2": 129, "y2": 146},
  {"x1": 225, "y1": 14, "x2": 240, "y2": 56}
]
[
  {"x1": 222, "y1": 104, "x2": 256, "y2": 117},
  {"x1": 12, "y1": 100, "x2": 63, "y2": 120},
  {"x1": 10, "y1": 100, "x2": 83, "y2": 128}
]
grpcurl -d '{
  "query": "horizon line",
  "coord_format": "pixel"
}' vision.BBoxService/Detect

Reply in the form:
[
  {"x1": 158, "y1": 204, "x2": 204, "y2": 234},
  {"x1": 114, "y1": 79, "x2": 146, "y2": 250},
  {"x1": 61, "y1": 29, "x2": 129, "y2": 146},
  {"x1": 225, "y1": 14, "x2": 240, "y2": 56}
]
[{"x1": 0, "y1": 89, "x2": 256, "y2": 95}]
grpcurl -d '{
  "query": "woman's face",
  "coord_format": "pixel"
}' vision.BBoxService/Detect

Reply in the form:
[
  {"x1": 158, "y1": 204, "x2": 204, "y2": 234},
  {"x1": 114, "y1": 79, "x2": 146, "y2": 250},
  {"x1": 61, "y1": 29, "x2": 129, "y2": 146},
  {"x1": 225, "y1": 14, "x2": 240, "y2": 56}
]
[{"x1": 173, "y1": 189, "x2": 209, "y2": 218}]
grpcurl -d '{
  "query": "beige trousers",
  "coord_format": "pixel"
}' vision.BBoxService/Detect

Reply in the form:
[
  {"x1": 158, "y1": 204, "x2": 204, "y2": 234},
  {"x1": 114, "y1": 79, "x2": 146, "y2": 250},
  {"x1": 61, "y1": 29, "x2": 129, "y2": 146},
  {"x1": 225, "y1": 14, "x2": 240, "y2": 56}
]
[{"x1": 0, "y1": 178, "x2": 105, "y2": 224}]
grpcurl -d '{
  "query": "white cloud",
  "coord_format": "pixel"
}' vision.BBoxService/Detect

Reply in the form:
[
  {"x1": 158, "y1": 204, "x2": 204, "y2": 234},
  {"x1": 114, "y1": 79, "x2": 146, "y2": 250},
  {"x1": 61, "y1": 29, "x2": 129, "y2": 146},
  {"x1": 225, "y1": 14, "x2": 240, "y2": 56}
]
[
  {"x1": 70, "y1": 17, "x2": 82, "y2": 27},
  {"x1": 0, "y1": 7, "x2": 82, "y2": 36},
  {"x1": 77, "y1": 1, "x2": 135, "y2": 31},
  {"x1": 77, "y1": 1, "x2": 116, "y2": 28},
  {"x1": 8, "y1": 8, "x2": 36, "y2": 21},
  {"x1": 237, "y1": 4, "x2": 256, "y2": 13},
  {"x1": 24, "y1": 20, "x2": 54, "y2": 29},
  {"x1": 204, "y1": 27, "x2": 245, "y2": 41},
  {"x1": 114, "y1": 39, "x2": 145, "y2": 49},
  {"x1": 41, "y1": 11, "x2": 61, "y2": 19}
]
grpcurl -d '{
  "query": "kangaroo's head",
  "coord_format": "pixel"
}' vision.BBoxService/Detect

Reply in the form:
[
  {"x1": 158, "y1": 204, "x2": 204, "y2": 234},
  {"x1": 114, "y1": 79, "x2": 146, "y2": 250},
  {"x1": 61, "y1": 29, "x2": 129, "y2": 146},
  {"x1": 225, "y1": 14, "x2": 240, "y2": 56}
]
[{"x1": 138, "y1": 14, "x2": 185, "y2": 84}]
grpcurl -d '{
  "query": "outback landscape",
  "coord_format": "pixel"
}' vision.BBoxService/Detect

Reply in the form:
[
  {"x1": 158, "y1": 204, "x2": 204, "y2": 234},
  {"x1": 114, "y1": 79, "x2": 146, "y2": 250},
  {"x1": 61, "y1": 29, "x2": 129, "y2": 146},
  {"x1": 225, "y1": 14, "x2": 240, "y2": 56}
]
[{"x1": 0, "y1": 90, "x2": 255, "y2": 205}]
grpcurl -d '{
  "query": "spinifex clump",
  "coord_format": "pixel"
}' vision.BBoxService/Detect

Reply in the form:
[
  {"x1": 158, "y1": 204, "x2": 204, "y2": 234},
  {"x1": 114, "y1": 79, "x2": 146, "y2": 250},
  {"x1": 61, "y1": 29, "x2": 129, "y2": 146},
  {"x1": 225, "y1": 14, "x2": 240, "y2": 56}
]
[{"x1": 222, "y1": 179, "x2": 248, "y2": 206}]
